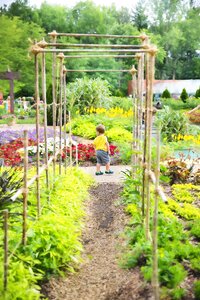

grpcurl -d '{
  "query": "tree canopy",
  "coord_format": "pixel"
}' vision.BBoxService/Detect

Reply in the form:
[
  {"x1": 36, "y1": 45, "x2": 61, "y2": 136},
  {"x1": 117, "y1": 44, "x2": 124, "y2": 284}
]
[{"x1": 0, "y1": 0, "x2": 199, "y2": 96}]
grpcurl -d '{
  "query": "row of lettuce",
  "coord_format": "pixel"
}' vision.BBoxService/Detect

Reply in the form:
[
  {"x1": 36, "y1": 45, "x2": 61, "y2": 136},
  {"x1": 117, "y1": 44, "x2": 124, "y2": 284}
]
[{"x1": 0, "y1": 167, "x2": 94, "y2": 299}]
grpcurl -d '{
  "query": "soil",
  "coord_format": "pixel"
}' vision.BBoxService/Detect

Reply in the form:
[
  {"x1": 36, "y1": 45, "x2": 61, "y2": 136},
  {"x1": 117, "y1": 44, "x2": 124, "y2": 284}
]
[{"x1": 42, "y1": 183, "x2": 152, "y2": 300}]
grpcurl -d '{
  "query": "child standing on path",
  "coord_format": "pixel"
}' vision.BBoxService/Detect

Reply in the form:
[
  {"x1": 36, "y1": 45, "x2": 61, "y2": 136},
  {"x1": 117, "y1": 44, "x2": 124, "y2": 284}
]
[{"x1": 93, "y1": 124, "x2": 114, "y2": 176}]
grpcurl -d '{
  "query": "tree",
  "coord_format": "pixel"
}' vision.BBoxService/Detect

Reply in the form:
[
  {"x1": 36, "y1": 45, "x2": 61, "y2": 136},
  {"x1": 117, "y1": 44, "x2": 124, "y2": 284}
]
[
  {"x1": 0, "y1": 15, "x2": 44, "y2": 96},
  {"x1": 162, "y1": 89, "x2": 171, "y2": 98},
  {"x1": 131, "y1": 0, "x2": 148, "y2": 31},
  {"x1": 195, "y1": 87, "x2": 200, "y2": 98},
  {"x1": 1, "y1": 0, "x2": 40, "y2": 24},
  {"x1": 180, "y1": 88, "x2": 188, "y2": 102}
]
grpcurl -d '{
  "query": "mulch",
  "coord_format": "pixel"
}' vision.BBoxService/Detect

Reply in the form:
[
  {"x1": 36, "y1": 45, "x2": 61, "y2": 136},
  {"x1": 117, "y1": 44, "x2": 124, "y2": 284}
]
[{"x1": 42, "y1": 183, "x2": 152, "y2": 300}]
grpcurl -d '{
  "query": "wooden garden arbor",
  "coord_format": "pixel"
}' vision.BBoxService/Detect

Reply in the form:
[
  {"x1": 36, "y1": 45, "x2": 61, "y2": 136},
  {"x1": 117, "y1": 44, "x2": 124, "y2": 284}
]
[{"x1": 30, "y1": 31, "x2": 161, "y2": 299}]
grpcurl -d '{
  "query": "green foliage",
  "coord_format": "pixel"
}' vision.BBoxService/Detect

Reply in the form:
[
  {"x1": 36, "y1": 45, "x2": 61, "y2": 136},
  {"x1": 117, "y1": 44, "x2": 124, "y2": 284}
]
[
  {"x1": 0, "y1": 167, "x2": 94, "y2": 298},
  {"x1": 195, "y1": 87, "x2": 200, "y2": 99},
  {"x1": 160, "y1": 98, "x2": 200, "y2": 111},
  {"x1": 156, "y1": 106, "x2": 188, "y2": 142},
  {"x1": 180, "y1": 88, "x2": 189, "y2": 103},
  {"x1": 194, "y1": 281, "x2": 200, "y2": 300},
  {"x1": 190, "y1": 220, "x2": 200, "y2": 239},
  {"x1": 162, "y1": 89, "x2": 171, "y2": 99},
  {"x1": 65, "y1": 114, "x2": 132, "y2": 143},
  {"x1": 0, "y1": 15, "x2": 44, "y2": 96},
  {"x1": 109, "y1": 96, "x2": 132, "y2": 111},
  {"x1": 0, "y1": 168, "x2": 22, "y2": 210},
  {"x1": 106, "y1": 127, "x2": 132, "y2": 143},
  {"x1": 121, "y1": 173, "x2": 200, "y2": 298},
  {"x1": 67, "y1": 78, "x2": 111, "y2": 115},
  {"x1": 47, "y1": 84, "x2": 53, "y2": 126},
  {"x1": 0, "y1": 260, "x2": 42, "y2": 300}
]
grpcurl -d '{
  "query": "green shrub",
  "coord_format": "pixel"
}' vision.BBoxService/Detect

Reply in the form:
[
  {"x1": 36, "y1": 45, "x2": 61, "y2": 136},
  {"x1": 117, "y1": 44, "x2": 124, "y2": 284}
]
[
  {"x1": 162, "y1": 88, "x2": 171, "y2": 98},
  {"x1": 156, "y1": 106, "x2": 188, "y2": 142},
  {"x1": 194, "y1": 281, "x2": 200, "y2": 300},
  {"x1": 67, "y1": 78, "x2": 111, "y2": 115},
  {"x1": 180, "y1": 88, "x2": 188, "y2": 103},
  {"x1": 106, "y1": 127, "x2": 132, "y2": 142},
  {"x1": 195, "y1": 87, "x2": 200, "y2": 99},
  {"x1": 161, "y1": 97, "x2": 200, "y2": 110},
  {"x1": 108, "y1": 96, "x2": 132, "y2": 111},
  {"x1": 0, "y1": 259, "x2": 41, "y2": 300},
  {"x1": 190, "y1": 220, "x2": 200, "y2": 239}
]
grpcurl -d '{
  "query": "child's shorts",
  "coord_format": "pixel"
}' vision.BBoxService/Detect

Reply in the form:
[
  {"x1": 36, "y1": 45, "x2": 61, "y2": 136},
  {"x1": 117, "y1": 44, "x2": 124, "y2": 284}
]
[{"x1": 96, "y1": 150, "x2": 110, "y2": 165}]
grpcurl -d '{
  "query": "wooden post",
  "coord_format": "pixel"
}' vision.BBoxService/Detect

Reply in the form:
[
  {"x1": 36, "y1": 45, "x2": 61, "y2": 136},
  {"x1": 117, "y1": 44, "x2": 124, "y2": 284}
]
[
  {"x1": 57, "y1": 53, "x2": 65, "y2": 175},
  {"x1": 145, "y1": 47, "x2": 157, "y2": 240},
  {"x1": 152, "y1": 128, "x2": 160, "y2": 300},
  {"x1": 130, "y1": 65, "x2": 137, "y2": 177},
  {"x1": 69, "y1": 111, "x2": 73, "y2": 167},
  {"x1": 63, "y1": 66, "x2": 67, "y2": 174},
  {"x1": 3, "y1": 209, "x2": 8, "y2": 291},
  {"x1": 41, "y1": 51, "x2": 50, "y2": 200},
  {"x1": 141, "y1": 41, "x2": 149, "y2": 218},
  {"x1": 75, "y1": 145, "x2": 78, "y2": 166},
  {"x1": 51, "y1": 32, "x2": 57, "y2": 183},
  {"x1": 22, "y1": 130, "x2": 28, "y2": 245},
  {"x1": 35, "y1": 53, "x2": 41, "y2": 218}
]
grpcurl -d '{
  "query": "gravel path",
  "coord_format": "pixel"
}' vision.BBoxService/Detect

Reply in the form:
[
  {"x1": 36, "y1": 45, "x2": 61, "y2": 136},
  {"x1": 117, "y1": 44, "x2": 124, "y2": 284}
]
[
  {"x1": 80, "y1": 165, "x2": 131, "y2": 183},
  {"x1": 42, "y1": 183, "x2": 151, "y2": 300}
]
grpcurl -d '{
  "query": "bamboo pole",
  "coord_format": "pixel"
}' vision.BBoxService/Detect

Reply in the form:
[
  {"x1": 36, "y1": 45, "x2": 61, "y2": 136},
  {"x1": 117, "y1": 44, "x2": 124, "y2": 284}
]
[
  {"x1": 57, "y1": 53, "x2": 65, "y2": 175},
  {"x1": 142, "y1": 37, "x2": 150, "y2": 218},
  {"x1": 48, "y1": 31, "x2": 148, "y2": 40},
  {"x1": 64, "y1": 55, "x2": 138, "y2": 59},
  {"x1": 41, "y1": 52, "x2": 50, "y2": 200},
  {"x1": 145, "y1": 49, "x2": 151, "y2": 240},
  {"x1": 65, "y1": 69, "x2": 132, "y2": 73},
  {"x1": 130, "y1": 65, "x2": 137, "y2": 176},
  {"x1": 22, "y1": 130, "x2": 28, "y2": 245},
  {"x1": 136, "y1": 54, "x2": 142, "y2": 167},
  {"x1": 36, "y1": 48, "x2": 151, "y2": 54},
  {"x1": 44, "y1": 43, "x2": 143, "y2": 49},
  {"x1": 52, "y1": 33, "x2": 57, "y2": 185},
  {"x1": 75, "y1": 145, "x2": 78, "y2": 166},
  {"x1": 152, "y1": 129, "x2": 160, "y2": 300},
  {"x1": 34, "y1": 53, "x2": 41, "y2": 218},
  {"x1": 63, "y1": 66, "x2": 67, "y2": 174},
  {"x1": 69, "y1": 111, "x2": 73, "y2": 167},
  {"x1": 3, "y1": 209, "x2": 8, "y2": 291},
  {"x1": 145, "y1": 47, "x2": 157, "y2": 240}
]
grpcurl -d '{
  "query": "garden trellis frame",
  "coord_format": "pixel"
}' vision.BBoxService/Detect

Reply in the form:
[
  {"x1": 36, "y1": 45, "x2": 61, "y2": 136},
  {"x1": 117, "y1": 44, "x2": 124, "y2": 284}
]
[{"x1": 1, "y1": 30, "x2": 169, "y2": 299}]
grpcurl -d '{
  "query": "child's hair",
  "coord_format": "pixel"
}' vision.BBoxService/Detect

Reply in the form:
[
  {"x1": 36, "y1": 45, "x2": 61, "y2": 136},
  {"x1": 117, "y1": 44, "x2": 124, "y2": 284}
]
[{"x1": 96, "y1": 124, "x2": 105, "y2": 134}]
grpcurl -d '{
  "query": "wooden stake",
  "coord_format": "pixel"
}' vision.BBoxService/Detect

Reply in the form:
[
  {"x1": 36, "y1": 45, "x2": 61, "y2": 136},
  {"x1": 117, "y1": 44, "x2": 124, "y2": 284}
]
[
  {"x1": 52, "y1": 34, "x2": 57, "y2": 184},
  {"x1": 145, "y1": 49, "x2": 151, "y2": 240},
  {"x1": 41, "y1": 52, "x2": 50, "y2": 200},
  {"x1": 130, "y1": 65, "x2": 137, "y2": 176},
  {"x1": 22, "y1": 130, "x2": 28, "y2": 245},
  {"x1": 152, "y1": 129, "x2": 160, "y2": 300},
  {"x1": 63, "y1": 66, "x2": 67, "y2": 174},
  {"x1": 35, "y1": 53, "x2": 41, "y2": 218},
  {"x1": 69, "y1": 111, "x2": 73, "y2": 167},
  {"x1": 145, "y1": 48, "x2": 156, "y2": 240},
  {"x1": 58, "y1": 53, "x2": 64, "y2": 175},
  {"x1": 3, "y1": 210, "x2": 8, "y2": 291}
]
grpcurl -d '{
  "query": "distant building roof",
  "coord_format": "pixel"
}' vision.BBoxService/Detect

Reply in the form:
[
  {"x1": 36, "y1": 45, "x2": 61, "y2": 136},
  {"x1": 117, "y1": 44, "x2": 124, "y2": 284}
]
[
  {"x1": 153, "y1": 80, "x2": 200, "y2": 94},
  {"x1": 128, "y1": 79, "x2": 200, "y2": 95}
]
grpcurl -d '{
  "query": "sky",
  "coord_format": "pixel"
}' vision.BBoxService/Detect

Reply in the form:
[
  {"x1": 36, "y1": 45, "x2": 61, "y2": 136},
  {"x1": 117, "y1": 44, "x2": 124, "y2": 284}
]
[{"x1": 0, "y1": 0, "x2": 139, "y2": 9}]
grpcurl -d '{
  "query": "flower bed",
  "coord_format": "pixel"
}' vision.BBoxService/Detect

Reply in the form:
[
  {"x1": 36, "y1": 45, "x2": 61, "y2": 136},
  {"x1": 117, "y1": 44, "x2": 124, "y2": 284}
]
[{"x1": 0, "y1": 136, "x2": 119, "y2": 166}]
